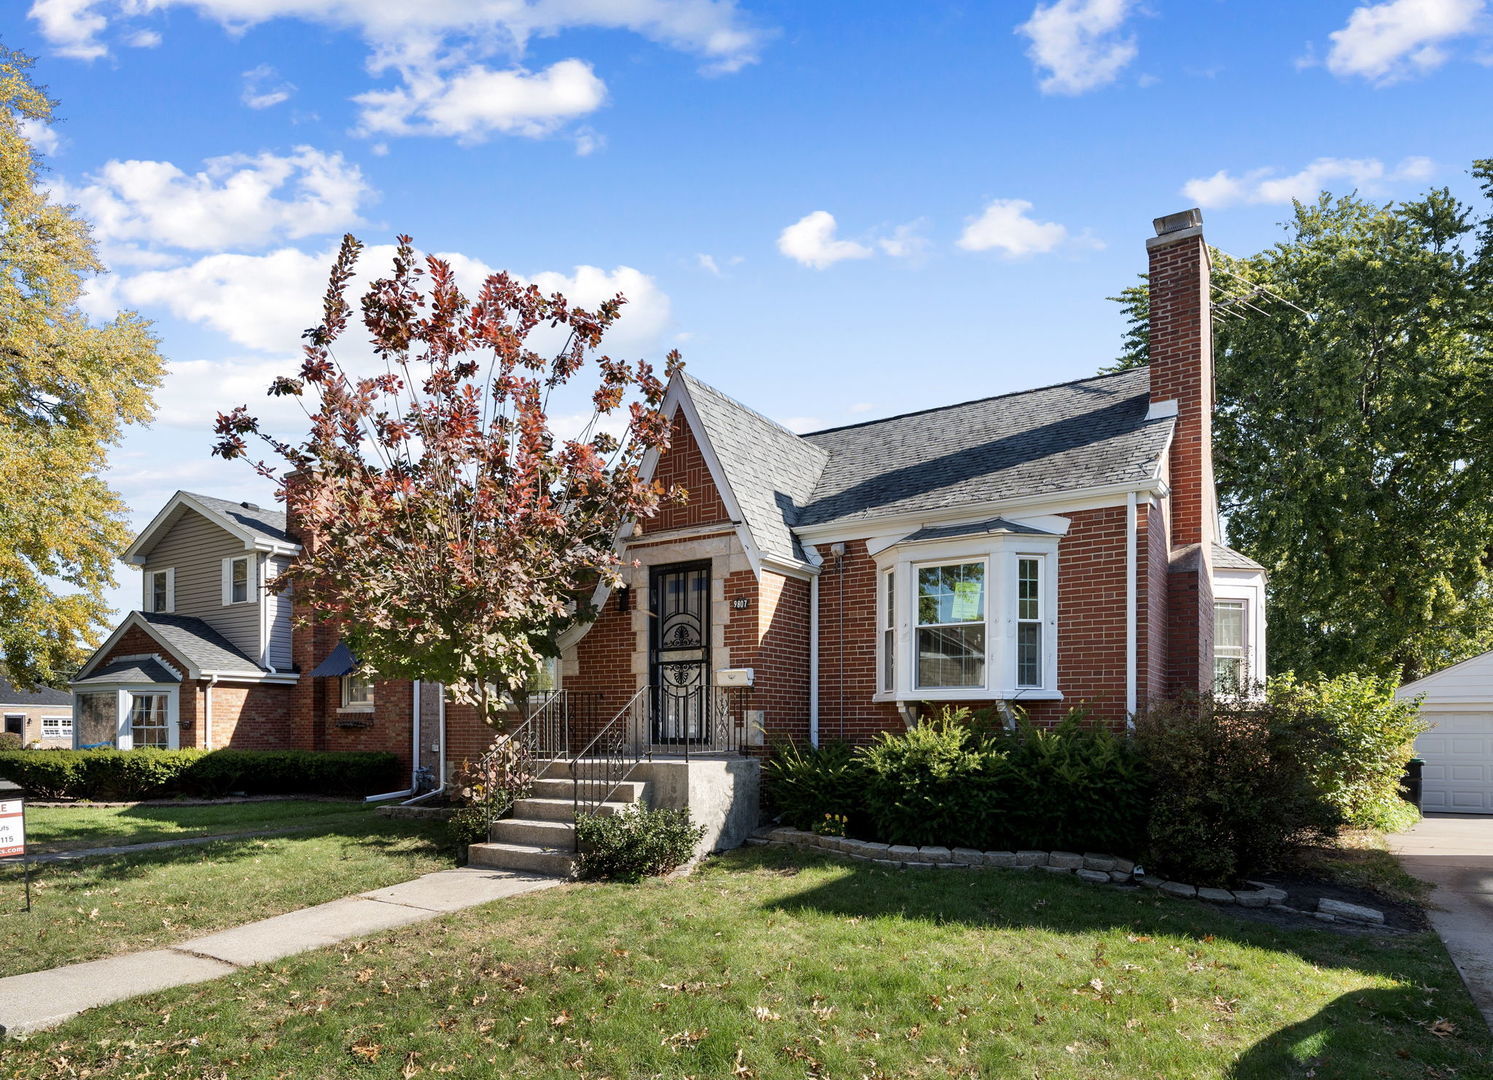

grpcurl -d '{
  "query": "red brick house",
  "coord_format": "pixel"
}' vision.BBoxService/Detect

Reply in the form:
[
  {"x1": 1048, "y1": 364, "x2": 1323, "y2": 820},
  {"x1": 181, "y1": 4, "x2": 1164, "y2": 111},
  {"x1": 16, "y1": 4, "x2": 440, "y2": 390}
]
[{"x1": 71, "y1": 209, "x2": 1263, "y2": 820}]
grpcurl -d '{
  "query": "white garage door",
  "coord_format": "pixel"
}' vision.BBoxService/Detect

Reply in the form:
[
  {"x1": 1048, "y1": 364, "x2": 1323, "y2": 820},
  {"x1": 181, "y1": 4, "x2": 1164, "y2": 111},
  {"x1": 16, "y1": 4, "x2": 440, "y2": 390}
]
[{"x1": 1416, "y1": 711, "x2": 1493, "y2": 814}]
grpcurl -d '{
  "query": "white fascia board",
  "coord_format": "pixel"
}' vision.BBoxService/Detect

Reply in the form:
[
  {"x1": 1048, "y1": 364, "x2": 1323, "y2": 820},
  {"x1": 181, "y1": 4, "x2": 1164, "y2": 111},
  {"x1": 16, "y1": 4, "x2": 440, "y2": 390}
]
[
  {"x1": 1397, "y1": 647, "x2": 1493, "y2": 696},
  {"x1": 201, "y1": 669, "x2": 298, "y2": 685},
  {"x1": 792, "y1": 479, "x2": 1169, "y2": 546},
  {"x1": 760, "y1": 554, "x2": 818, "y2": 580},
  {"x1": 670, "y1": 383, "x2": 764, "y2": 580}
]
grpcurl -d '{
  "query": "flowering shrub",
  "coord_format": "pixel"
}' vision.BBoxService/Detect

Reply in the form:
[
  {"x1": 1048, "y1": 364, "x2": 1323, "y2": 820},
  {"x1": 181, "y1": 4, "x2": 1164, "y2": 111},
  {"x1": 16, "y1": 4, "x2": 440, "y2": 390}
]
[
  {"x1": 812, "y1": 813, "x2": 848, "y2": 838},
  {"x1": 450, "y1": 737, "x2": 535, "y2": 846}
]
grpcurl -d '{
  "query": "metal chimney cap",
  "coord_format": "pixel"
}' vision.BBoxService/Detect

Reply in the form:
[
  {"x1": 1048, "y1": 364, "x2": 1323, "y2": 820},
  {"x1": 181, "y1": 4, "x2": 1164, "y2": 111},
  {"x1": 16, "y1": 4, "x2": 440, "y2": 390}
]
[{"x1": 1153, "y1": 208, "x2": 1203, "y2": 236}]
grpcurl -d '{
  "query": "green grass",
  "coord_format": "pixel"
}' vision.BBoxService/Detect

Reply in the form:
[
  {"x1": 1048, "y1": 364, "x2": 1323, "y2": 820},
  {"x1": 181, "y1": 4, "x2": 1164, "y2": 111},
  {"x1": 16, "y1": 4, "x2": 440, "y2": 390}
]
[
  {"x1": 0, "y1": 816, "x2": 453, "y2": 979},
  {"x1": 24, "y1": 799, "x2": 375, "y2": 853},
  {"x1": 5, "y1": 846, "x2": 1486, "y2": 1079}
]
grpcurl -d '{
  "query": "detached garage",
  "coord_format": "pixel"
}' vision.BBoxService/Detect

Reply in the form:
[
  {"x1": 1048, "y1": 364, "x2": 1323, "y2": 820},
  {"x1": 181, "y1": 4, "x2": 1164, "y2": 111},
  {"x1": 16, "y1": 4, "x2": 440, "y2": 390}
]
[{"x1": 1398, "y1": 651, "x2": 1493, "y2": 815}]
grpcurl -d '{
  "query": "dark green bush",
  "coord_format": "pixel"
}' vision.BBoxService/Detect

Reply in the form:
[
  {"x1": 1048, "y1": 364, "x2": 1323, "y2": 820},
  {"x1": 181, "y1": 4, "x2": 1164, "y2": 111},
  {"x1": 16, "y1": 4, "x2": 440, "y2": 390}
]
[
  {"x1": 0, "y1": 748, "x2": 399, "y2": 800},
  {"x1": 762, "y1": 740, "x2": 868, "y2": 832},
  {"x1": 0, "y1": 732, "x2": 23, "y2": 752},
  {"x1": 980, "y1": 711, "x2": 1151, "y2": 855},
  {"x1": 861, "y1": 713, "x2": 1001, "y2": 846},
  {"x1": 1136, "y1": 697, "x2": 1340, "y2": 887},
  {"x1": 574, "y1": 804, "x2": 704, "y2": 882}
]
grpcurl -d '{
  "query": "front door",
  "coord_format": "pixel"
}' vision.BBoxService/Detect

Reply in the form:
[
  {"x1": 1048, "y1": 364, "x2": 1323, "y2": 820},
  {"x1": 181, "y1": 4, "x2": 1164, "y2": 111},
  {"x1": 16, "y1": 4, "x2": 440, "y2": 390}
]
[{"x1": 650, "y1": 561, "x2": 710, "y2": 743}]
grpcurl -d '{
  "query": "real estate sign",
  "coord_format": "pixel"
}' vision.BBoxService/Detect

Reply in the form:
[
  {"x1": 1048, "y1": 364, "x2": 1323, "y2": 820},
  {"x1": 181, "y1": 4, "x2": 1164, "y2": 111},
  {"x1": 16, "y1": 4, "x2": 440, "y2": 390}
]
[{"x1": 0, "y1": 797, "x2": 24, "y2": 859}]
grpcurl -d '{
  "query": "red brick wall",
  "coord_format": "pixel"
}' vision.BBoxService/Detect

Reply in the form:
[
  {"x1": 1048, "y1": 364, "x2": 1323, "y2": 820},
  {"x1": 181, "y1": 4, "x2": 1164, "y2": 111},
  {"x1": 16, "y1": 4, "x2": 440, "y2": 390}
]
[
  {"x1": 750, "y1": 572, "x2": 811, "y2": 745},
  {"x1": 1138, "y1": 501, "x2": 1170, "y2": 710},
  {"x1": 198, "y1": 681, "x2": 292, "y2": 750},
  {"x1": 567, "y1": 590, "x2": 640, "y2": 740},
  {"x1": 1147, "y1": 228, "x2": 1215, "y2": 551},
  {"x1": 815, "y1": 542, "x2": 901, "y2": 742},
  {"x1": 1167, "y1": 550, "x2": 1216, "y2": 698},
  {"x1": 642, "y1": 414, "x2": 731, "y2": 534}
]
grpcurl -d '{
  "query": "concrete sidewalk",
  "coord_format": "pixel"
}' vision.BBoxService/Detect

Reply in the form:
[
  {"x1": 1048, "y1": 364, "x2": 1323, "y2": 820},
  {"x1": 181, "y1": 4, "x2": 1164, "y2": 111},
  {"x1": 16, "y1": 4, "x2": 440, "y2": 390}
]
[
  {"x1": 0, "y1": 866, "x2": 559, "y2": 1037},
  {"x1": 1388, "y1": 814, "x2": 1493, "y2": 1032}
]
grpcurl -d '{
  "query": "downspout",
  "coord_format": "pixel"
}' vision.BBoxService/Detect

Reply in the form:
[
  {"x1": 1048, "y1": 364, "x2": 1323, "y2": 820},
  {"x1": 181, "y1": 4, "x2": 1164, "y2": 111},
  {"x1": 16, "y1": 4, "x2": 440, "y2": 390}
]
[
  {"x1": 204, "y1": 674, "x2": 219, "y2": 750},
  {"x1": 1125, "y1": 490, "x2": 1138, "y2": 727},
  {"x1": 411, "y1": 679, "x2": 422, "y2": 790},
  {"x1": 809, "y1": 574, "x2": 820, "y2": 748},
  {"x1": 437, "y1": 689, "x2": 447, "y2": 791}
]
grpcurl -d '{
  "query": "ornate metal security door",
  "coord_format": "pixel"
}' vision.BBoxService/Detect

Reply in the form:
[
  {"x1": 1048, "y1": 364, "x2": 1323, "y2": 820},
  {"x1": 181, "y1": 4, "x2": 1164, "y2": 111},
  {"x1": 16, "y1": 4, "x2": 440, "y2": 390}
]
[{"x1": 650, "y1": 562, "x2": 710, "y2": 743}]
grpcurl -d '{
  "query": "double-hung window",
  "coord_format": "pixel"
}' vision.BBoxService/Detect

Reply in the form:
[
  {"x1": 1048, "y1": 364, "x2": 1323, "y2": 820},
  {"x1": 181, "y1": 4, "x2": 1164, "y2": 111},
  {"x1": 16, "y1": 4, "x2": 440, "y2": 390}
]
[
  {"x1": 915, "y1": 562, "x2": 986, "y2": 689},
  {"x1": 881, "y1": 570, "x2": 896, "y2": 693},
  {"x1": 1016, "y1": 557, "x2": 1044, "y2": 687},
  {"x1": 147, "y1": 568, "x2": 174, "y2": 613},
  {"x1": 341, "y1": 674, "x2": 375, "y2": 709},
  {"x1": 1213, "y1": 600, "x2": 1247, "y2": 693},
  {"x1": 129, "y1": 693, "x2": 170, "y2": 748},
  {"x1": 223, "y1": 556, "x2": 252, "y2": 605}
]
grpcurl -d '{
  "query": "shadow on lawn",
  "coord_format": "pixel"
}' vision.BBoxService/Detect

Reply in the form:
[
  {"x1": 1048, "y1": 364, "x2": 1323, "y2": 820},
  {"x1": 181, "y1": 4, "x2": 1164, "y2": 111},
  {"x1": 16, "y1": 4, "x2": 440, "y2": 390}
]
[{"x1": 744, "y1": 846, "x2": 1489, "y2": 1078}]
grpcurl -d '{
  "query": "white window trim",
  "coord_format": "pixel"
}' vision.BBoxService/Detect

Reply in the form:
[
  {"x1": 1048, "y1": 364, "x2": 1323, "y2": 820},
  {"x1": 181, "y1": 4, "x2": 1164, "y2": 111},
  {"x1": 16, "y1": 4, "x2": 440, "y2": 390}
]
[
  {"x1": 873, "y1": 532, "x2": 1061, "y2": 703},
  {"x1": 1211, "y1": 573, "x2": 1266, "y2": 699},
  {"x1": 144, "y1": 567, "x2": 175, "y2": 613},
  {"x1": 222, "y1": 555, "x2": 254, "y2": 606},
  {"x1": 341, "y1": 674, "x2": 375, "y2": 711},
  {"x1": 41, "y1": 715, "x2": 73, "y2": 740}
]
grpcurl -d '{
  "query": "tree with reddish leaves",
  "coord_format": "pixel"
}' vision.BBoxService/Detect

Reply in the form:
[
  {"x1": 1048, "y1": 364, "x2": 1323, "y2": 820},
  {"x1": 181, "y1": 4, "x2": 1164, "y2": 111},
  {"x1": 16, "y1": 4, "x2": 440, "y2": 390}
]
[{"x1": 213, "y1": 234, "x2": 681, "y2": 724}]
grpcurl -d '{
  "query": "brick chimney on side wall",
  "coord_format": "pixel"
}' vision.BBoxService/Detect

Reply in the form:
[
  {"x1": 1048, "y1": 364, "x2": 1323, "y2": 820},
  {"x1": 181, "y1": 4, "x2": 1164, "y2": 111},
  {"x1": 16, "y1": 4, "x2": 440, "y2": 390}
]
[
  {"x1": 1147, "y1": 208, "x2": 1216, "y2": 696},
  {"x1": 282, "y1": 469, "x2": 336, "y2": 751}
]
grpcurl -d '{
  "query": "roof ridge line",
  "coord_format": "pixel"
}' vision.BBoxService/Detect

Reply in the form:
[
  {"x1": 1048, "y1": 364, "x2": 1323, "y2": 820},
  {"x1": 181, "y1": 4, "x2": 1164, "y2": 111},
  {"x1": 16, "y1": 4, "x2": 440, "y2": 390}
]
[
  {"x1": 681, "y1": 372, "x2": 829, "y2": 457},
  {"x1": 800, "y1": 367, "x2": 1147, "y2": 438}
]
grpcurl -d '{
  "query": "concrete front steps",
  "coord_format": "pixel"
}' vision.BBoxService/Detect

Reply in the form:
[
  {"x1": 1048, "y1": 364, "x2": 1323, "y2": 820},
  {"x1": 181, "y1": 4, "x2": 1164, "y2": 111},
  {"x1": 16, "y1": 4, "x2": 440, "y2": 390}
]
[{"x1": 466, "y1": 760, "x2": 646, "y2": 877}]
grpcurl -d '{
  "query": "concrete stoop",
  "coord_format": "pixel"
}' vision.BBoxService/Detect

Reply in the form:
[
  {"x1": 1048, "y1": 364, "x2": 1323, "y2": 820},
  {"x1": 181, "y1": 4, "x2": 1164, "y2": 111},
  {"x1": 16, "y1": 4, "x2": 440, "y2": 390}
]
[{"x1": 467, "y1": 759, "x2": 644, "y2": 877}]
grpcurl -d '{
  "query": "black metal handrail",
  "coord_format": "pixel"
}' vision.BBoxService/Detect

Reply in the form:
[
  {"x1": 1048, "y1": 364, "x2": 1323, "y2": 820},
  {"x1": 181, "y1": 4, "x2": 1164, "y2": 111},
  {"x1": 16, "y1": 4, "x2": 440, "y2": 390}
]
[
  {"x1": 654, "y1": 684, "x2": 753, "y2": 759},
  {"x1": 570, "y1": 686, "x2": 651, "y2": 842}
]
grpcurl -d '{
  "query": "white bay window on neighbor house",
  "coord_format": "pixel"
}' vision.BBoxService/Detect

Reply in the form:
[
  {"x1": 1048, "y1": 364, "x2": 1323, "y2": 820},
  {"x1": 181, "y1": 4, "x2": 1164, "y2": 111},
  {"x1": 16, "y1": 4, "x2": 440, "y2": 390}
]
[
  {"x1": 1213, "y1": 599, "x2": 1248, "y2": 694},
  {"x1": 874, "y1": 524, "x2": 1061, "y2": 702}
]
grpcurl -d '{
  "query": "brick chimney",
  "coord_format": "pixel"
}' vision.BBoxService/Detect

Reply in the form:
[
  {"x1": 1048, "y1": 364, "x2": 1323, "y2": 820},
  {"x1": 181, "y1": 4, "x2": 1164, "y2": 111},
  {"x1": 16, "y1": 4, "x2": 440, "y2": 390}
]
[{"x1": 1147, "y1": 209, "x2": 1216, "y2": 696}]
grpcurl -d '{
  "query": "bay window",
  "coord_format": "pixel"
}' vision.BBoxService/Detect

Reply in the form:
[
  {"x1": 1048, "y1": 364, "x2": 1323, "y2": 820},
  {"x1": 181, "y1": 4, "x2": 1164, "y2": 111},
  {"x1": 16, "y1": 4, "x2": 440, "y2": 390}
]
[
  {"x1": 874, "y1": 523, "x2": 1061, "y2": 702},
  {"x1": 1213, "y1": 599, "x2": 1247, "y2": 694}
]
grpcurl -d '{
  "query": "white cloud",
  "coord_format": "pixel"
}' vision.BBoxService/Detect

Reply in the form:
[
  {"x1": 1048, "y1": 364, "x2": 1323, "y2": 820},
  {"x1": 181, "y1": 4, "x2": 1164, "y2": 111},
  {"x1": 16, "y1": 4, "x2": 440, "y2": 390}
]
[
  {"x1": 29, "y1": 1, "x2": 766, "y2": 141},
  {"x1": 777, "y1": 211, "x2": 873, "y2": 270},
  {"x1": 97, "y1": 242, "x2": 673, "y2": 359},
  {"x1": 52, "y1": 146, "x2": 371, "y2": 253},
  {"x1": 242, "y1": 64, "x2": 296, "y2": 109},
  {"x1": 1016, "y1": 0, "x2": 1139, "y2": 95},
  {"x1": 125, "y1": 28, "x2": 160, "y2": 47},
  {"x1": 1323, "y1": 0, "x2": 1486, "y2": 84},
  {"x1": 18, "y1": 117, "x2": 61, "y2": 155},
  {"x1": 878, "y1": 219, "x2": 931, "y2": 261},
  {"x1": 696, "y1": 253, "x2": 721, "y2": 275},
  {"x1": 354, "y1": 59, "x2": 607, "y2": 143},
  {"x1": 1182, "y1": 155, "x2": 1436, "y2": 207},
  {"x1": 956, "y1": 199, "x2": 1070, "y2": 257},
  {"x1": 573, "y1": 126, "x2": 605, "y2": 156}
]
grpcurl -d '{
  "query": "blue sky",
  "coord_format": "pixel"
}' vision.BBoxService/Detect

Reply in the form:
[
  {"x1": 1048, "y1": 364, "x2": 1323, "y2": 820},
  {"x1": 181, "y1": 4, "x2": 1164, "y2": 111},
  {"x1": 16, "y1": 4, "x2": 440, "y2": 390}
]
[{"x1": 10, "y1": 0, "x2": 1493, "y2": 617}]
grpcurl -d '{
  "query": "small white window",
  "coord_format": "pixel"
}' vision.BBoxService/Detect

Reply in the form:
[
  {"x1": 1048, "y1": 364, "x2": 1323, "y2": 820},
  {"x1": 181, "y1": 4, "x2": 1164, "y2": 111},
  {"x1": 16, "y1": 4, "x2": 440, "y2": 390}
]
[
  {"x1": 342, "y1": 674, "x2": 375, "y2": 709},
  {"x1": 1214, "y1": 600, "x2": 1248, "y2": 694},
  {"x1": 42, "y1": 715, "x2": 73, "y2": 740},
  {"x1": 881, "y1": 569, "x2": 896, "y2": 693},
  {"x1": 223, "y1": 556, "x2": 252, "y2": 605},
  {"x1": 148, "y1": 568, "x2": 174, "y2": 613},
  {"x1": 915, "y1": 561, "x2": 986, "y2": 689},
  {"x1": 129, "y1": 693, "x2": 170, "y2": 748}
]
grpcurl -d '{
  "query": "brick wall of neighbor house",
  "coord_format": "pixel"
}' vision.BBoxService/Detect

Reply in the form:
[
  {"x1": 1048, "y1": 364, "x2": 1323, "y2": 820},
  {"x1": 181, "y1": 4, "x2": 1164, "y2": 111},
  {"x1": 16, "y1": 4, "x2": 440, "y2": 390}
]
[
  {"x1": 639, "y1": 417, "x2": 731, "y2": 534},
  {"x1": 190, "y1": 682, "x2": 292, "y2": 750},
  {"x1": 746, "y1": 571, "x2": 812, "y2": 745},
  {"x1": 814, "y1": 541, "x2": 900, "y2": 742}
]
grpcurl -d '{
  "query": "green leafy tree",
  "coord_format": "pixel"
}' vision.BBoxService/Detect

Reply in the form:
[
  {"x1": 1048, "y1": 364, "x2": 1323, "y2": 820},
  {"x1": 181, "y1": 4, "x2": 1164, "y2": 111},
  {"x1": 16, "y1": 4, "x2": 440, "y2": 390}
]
[
  {"x1": 0, "y1": 48, "x2": 164, "y2": 689},
  {"x1": 1107, "y1": 174, "x2": 1493, "y2": 681}
]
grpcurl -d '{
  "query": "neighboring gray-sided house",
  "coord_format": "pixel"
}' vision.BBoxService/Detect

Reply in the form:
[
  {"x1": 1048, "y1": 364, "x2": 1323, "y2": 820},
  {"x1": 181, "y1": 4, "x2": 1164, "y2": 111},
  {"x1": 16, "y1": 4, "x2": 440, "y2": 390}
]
[
  {"x1": 0, "y1": 678, "x2": 74, "y2": 749},
  {"x1": 70, "y1": 492, "x2": 300, "y2": 750},
  {"x1": 1398, "y1": 649, "x2": 1493, "y2": 815}
]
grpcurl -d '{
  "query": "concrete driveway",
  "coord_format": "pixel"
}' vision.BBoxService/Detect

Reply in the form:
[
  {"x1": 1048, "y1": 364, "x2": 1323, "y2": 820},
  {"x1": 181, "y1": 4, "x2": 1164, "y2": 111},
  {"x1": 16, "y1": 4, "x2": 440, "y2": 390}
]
[{"x1": 1388, "y1": 814, "x2": 1493, "y2": 1031}]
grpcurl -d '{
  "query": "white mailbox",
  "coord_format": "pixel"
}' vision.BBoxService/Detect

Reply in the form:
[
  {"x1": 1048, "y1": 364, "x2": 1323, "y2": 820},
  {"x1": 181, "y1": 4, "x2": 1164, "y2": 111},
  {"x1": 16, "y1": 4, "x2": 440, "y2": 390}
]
[{"x1": 715, "y1": 668, "x2": 754, "y2": 688}]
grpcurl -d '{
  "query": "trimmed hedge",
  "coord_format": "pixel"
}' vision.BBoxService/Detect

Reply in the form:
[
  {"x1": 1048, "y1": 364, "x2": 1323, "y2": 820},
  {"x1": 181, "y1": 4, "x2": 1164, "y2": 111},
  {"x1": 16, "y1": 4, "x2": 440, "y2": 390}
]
[{"x1": 0, "y1": 748, "x2": 400, "y2": 800}]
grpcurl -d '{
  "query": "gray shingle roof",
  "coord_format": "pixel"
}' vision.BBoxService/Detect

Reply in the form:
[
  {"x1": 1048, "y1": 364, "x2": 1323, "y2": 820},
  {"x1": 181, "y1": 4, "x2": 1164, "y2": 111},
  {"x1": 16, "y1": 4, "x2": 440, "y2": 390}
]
[
  {"x1": 73, "y1": 658, "x2": 181, "y2": 686},
  {"x1": 132, "y1": 612, "x2": 264, "y2": 676},
  {"x1": 1212, "y1": 542, "x2": 1265, "y2": 572},
  {"x1": 797, "y1": 369, "x2": 1172, "y2": 530},
  {"x1": 681, "y1": 374, "x2": 828, "y2": 564},
  {"x1": 0, "y1": 678, "x2": 72, "y2": 706},
  {"x1": 185, "y1": 492, "x2": 295, "y2": 546}
]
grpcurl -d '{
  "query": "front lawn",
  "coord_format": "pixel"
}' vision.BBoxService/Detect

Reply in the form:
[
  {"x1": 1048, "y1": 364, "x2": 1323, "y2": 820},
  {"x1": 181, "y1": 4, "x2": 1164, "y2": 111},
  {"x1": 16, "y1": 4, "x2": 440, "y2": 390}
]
[
  {"x1": 5, "y1": 846, "x2": 1486, "y2": 1079},
  {"x1": 0, "y1": 816, "x2": 452, "y2": 979},
  {"x1": 25, "y1": 799, "x2": 373, "y2": 853}
]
